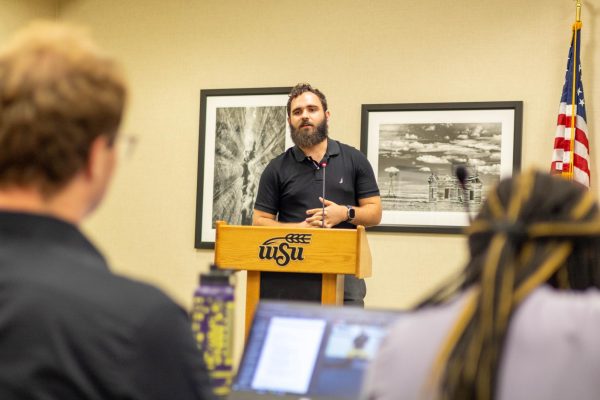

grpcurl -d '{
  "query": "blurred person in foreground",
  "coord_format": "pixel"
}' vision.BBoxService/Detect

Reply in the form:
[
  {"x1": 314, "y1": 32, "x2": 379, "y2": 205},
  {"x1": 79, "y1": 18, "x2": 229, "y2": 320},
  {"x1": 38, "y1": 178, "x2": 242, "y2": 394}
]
[
  {"x1": 0, "y1": 22, "x2": 213, "y2": 400},
  {"x1": 363, "y1": 170, "x2": 600, "y2": 400}
]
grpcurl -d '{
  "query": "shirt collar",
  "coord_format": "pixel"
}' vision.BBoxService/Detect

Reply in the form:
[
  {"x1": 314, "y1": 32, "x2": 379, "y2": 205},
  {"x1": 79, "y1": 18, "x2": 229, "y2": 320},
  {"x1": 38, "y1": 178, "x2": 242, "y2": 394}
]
[
  {"x1": 0, "y1": 210, "x2": 107, "y2": 268},
  {"x1": 291, "y1": 138, "x2": 340, "y2": 162}
]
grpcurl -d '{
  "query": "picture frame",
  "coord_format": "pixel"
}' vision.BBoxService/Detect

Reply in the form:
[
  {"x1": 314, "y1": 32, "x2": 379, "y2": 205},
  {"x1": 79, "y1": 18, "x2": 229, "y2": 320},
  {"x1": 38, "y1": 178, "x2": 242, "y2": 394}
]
[
  {"x1": 360, "y1": 101, "x2": 522, "y2": 234},
  {"x1": 195, "y1": 87, "x2": 293, "y2": 249}
]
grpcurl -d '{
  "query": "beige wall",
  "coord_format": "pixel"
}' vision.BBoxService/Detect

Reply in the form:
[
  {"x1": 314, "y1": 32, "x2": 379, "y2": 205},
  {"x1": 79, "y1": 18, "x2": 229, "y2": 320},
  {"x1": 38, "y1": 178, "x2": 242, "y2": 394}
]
[
  {"x1": 0, "y1": 0, "x2": 57, "y2": 35},
  {"x1": 3, "y1": 0, "x2": 600, "y2": 359}
]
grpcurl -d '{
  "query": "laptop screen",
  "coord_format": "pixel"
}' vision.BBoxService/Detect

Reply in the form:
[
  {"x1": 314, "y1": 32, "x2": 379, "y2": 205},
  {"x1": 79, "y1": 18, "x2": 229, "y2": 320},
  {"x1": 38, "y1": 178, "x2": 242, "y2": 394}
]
[{"x1": 230, "y1": 301, "x2": 403, "y2": 400}]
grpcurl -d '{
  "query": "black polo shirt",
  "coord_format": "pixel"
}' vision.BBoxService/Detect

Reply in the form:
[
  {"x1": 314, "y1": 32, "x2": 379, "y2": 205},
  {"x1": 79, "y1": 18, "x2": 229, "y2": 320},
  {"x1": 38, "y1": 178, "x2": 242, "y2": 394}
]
[
  {"x1": 254, "y1": 138, "x2": 380, "y2": 228},
  {"x1": 254, "y1": 138, "x2": 379, "y2": 304},
  {"x1": 0, "y1": 211, "x2": 214, "y2": 400}
]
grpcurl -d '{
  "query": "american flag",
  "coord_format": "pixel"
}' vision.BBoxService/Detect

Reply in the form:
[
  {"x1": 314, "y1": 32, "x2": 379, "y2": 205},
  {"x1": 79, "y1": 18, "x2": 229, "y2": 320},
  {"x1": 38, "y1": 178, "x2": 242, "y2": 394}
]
[{"x1": 550, "y1": 21, "x2": 590, "y2": 187}]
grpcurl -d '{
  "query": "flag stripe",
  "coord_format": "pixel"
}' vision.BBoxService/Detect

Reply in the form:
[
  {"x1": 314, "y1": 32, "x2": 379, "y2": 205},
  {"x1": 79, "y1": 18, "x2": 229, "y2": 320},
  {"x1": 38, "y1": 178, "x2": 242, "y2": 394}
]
[
  {"x1": 557, "y1": 113, "x2": 589, "y2": 135},
  {"x1": 553, "y1": 128, "x2": 589, "y2": 151},
  {"x1": 574, "y1": 153, "x2": 590, "y2": 175}
]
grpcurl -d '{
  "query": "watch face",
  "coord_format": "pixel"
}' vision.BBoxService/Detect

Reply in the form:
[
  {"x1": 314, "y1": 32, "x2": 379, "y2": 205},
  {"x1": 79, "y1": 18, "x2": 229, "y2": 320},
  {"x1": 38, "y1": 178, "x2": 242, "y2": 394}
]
[{"x1": 348, "y1": 207, "x2": 356, "y2": 219}]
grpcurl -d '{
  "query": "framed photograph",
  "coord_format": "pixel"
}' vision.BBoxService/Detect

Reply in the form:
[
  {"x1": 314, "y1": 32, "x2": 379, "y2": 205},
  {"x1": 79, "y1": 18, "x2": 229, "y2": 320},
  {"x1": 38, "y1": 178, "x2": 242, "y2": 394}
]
[
  {"x1": 360, "y1": 101, "x2": 522, "y2": 234},
  {"x1": 195, "y1": 87, "x2": 293, "y2": 249}
]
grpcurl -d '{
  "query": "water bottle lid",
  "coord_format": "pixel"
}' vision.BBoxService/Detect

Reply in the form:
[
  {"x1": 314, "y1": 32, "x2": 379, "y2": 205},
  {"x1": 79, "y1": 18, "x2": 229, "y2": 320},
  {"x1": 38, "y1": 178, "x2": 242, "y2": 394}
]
[{"x1": 199, "y1": 264, "x2": 233, "y2": 285}]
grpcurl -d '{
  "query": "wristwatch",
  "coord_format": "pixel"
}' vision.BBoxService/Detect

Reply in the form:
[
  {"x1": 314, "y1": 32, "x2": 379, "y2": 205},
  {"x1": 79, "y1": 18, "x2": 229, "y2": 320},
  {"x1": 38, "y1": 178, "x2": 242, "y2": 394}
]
[{"x1": 346, "y1": 205, "x2": 355, "y2": 222}]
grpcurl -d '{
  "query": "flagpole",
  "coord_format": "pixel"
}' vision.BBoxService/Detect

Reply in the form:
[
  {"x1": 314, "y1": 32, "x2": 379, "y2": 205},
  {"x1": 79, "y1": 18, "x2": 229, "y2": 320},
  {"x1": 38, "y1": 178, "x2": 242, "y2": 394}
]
[
  {"x1": 566, "y1": 0, "x2": 582, "y2": 180},
  {"x1": 568, "y1": 22, "x2": 578, "y2": 180}
]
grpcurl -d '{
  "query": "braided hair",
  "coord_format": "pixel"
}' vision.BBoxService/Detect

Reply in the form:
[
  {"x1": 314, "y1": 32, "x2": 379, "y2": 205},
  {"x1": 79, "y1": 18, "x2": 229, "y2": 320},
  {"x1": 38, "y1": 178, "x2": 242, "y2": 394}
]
[{"x1": 420, "y1": 170, "x2": 600, "y2": 400}]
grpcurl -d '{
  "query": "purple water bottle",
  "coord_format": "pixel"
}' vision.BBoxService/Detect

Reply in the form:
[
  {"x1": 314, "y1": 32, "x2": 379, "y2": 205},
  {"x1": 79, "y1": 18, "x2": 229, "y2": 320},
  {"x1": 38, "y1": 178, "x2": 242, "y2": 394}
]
[{"x1": 191, "y1": 264, "x2": 235, "y2": 398}]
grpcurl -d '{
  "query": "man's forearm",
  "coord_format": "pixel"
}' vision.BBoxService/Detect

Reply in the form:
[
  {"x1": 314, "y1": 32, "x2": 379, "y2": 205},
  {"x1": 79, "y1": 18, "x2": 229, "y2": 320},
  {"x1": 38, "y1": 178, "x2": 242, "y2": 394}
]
[
  {"x1": 253, "y1": 215, "x2": 281, "y2": 226},
  {"x1": 253, "y1": 215, "x2": 310, "y2": 228},
  {"x1": 350, "y1": 203, "x2": 382, "y2": 227}
]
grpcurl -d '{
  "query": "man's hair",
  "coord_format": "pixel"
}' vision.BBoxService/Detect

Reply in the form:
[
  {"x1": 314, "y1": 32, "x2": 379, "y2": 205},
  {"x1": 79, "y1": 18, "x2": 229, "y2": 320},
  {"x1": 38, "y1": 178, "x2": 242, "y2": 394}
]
[
  {"x1": 420, "y1": 170, "x2": 600, "y2": 400},
  {"x1": 286, "y1": 83, "x2": 328, "y2": 117},
  {"x1": 0, "y1": 21, "x2": 127, "y2": 196}
]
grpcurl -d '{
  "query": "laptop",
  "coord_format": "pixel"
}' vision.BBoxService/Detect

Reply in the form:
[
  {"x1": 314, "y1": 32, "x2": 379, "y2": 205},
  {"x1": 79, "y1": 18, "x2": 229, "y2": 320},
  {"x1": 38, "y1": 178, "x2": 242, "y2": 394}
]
[{"x1": 229, "y1": 301, "x2": 403, "y2": 400}]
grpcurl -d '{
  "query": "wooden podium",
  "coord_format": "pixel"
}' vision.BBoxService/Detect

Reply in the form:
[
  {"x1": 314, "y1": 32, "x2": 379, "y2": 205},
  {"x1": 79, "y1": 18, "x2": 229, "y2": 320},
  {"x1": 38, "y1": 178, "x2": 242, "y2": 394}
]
[{"x1": 213, "y1": 221, "x2": 372, "y2": 336}]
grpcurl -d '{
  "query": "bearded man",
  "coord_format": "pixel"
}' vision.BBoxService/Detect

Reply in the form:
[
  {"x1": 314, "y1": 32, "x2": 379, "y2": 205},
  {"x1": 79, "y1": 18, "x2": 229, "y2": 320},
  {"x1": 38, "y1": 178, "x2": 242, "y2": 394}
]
[{"x1": 253, "y1": 83, "x2": 381, "y2": 306}]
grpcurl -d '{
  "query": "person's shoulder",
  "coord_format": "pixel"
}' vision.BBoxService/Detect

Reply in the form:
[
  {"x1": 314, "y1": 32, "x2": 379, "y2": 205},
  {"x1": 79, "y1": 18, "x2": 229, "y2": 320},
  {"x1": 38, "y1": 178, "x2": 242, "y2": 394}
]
[
  {"x1": 525, "y1": 285, "x2": 600, "y2": 316},
  {"x1": 97, "y1": 274, "x2": 193, "y2": 339},
  {"x1": 381, "y1": 295, "x2": 467, "y2": 352},
  {"x1": 512, "y1": 286, "x2": 600, "y2": 342},
  {"x1": 335, "y1": 139, "x2": 361, "y2": 153},
  {"x1": 265, "y1": 147, "x2": 294, "y2": 168},
  {"x1": 334, "y1": 139, "x2": 369, "y2": 160},
  {"x1": 105, "y1": 273, "x2": 181, "y2": 314},
  {"x1": 51, "y1": 268, "x2": 183, "y2": 326},
  {"x1": 11, "y1": 264, "x2": 185, "y2": 341}
]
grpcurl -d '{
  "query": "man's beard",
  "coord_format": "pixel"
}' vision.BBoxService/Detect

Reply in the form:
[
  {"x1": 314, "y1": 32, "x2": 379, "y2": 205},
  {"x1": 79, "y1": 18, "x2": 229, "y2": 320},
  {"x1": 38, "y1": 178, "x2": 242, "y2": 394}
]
[{"x1": 290, "y1": 119, "x2": 328, "y2": 148}]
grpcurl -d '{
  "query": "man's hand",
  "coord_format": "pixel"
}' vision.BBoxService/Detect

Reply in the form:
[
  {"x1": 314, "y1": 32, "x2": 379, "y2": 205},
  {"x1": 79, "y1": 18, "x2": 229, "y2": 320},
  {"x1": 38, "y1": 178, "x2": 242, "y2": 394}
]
[
  {"x1": 305, "y1": 197, "x2": 347, "y2": 228},
  {"x1": 303, "y1": 195, "x2": 382, "y2": 228}
]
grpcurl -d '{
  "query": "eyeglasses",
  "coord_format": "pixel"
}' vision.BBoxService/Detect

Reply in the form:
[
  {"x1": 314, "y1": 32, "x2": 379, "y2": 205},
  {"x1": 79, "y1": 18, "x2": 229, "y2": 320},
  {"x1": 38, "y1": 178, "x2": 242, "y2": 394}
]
[{"x1": 116, "y1": 134, "x2": 138, "y2": 161}]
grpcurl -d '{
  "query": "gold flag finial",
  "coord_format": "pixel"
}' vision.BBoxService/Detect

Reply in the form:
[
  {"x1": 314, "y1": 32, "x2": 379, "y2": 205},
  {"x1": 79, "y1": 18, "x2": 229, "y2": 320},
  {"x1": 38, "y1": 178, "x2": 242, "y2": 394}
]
[{"x1": 576, "y1": 0, "x2": 582, "y2": 22}]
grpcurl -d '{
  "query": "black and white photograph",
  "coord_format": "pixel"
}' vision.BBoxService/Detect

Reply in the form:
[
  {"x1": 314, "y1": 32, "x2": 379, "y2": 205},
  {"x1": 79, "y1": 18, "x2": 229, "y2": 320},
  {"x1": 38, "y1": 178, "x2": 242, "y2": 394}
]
[
  {"x1": 195, "y1": 87, "x2": 292, "y2": 248},
  {"x1": 361, "y1": 102, "x2": 522, "y2": 233}
]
